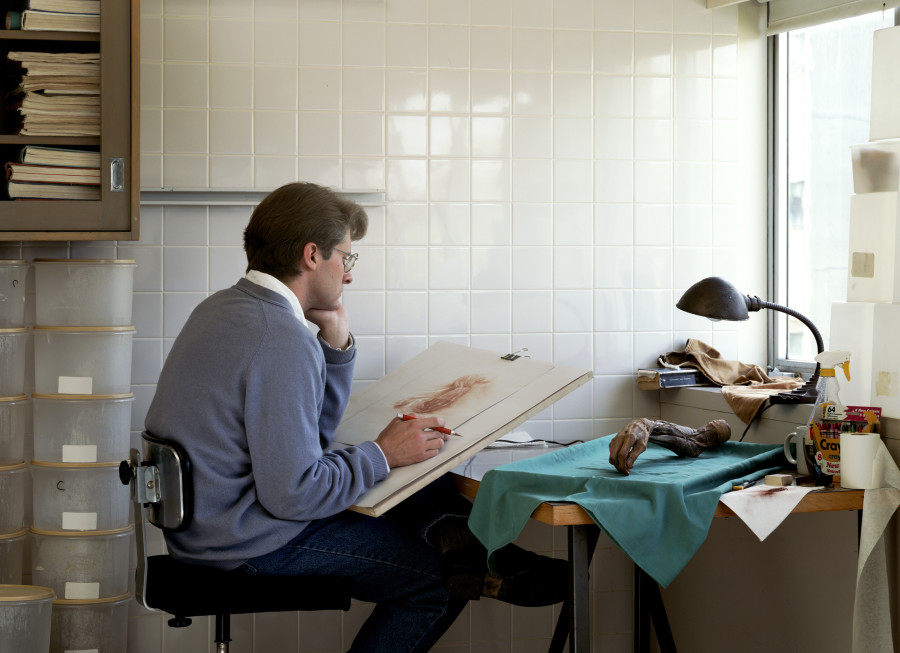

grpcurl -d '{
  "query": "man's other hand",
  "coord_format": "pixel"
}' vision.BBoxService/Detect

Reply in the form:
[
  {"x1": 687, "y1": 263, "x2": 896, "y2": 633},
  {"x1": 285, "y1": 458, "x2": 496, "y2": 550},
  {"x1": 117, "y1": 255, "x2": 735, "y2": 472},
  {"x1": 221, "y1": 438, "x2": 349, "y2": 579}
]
[{"x1": 305, "y1": 303, "x2": 351, "y2": 350}]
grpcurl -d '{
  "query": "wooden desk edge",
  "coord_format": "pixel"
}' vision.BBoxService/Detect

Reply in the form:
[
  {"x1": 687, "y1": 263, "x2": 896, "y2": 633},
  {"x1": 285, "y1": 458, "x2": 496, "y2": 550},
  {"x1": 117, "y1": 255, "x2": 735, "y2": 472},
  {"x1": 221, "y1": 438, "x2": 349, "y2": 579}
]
[{"x1": 451, "y1": 473, "x2": 865, "y2": 527}]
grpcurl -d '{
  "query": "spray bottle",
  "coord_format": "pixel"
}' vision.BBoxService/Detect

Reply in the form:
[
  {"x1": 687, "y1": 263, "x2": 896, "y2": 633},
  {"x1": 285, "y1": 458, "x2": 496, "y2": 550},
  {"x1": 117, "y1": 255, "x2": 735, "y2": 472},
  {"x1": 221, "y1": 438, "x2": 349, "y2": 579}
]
[
  {"x1": 806, "y1": 351, "x2": 851, "y2": 484},
  {"x1": 815, "y1": 351, "x2": 851, "y2": 420}
]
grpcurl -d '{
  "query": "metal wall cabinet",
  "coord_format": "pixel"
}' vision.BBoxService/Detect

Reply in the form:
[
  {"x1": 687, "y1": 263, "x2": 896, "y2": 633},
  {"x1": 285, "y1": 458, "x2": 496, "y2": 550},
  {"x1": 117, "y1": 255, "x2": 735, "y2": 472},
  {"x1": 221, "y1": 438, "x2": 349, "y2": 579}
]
[{"x1": 0, "y1": 0, "x2": 139, "y2": 241}]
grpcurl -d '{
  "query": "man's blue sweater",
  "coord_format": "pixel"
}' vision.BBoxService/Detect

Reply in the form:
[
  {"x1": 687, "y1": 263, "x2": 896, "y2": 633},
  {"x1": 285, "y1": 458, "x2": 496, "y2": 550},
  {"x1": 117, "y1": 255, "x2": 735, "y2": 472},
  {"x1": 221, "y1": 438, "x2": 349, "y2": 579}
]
[{"x1": 144, "y1": 278, "x2": 389, "y2": 570}]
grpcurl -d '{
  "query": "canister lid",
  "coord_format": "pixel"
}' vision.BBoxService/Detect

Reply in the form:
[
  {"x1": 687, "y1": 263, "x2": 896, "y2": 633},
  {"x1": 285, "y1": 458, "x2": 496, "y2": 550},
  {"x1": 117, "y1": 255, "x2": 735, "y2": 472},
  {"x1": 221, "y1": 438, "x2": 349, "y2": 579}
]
[
  {"x1": 30, "y1": 459, "x2": 121, "y2": 468},
  {"x1": 54, "y1": 592, "x2": 131, "y2": 606},
  {"x1": 0, "y1": 585, "x2": 55, "y2": 602},
  {"x1": 31, "y1": 392, "x2": 133, "y2": 400},
  {"x1": 32, "y1": 325, "x2": 135, "y2": 332},
  {"x1": 30, "y1": 525, "x2": 132, "y2": 537},
  {"x1": 0, "y1": 259, "x2": 27, "y2": 265},
  {"x1": 0, "y1": 395, "x2": 28, "y2": 403},
  {"x1": 0, "y1": 462, "x2": 27, "y2": 472},
  {"x1": 33, "y1": 258, "x2": 136, "y2": 265}
]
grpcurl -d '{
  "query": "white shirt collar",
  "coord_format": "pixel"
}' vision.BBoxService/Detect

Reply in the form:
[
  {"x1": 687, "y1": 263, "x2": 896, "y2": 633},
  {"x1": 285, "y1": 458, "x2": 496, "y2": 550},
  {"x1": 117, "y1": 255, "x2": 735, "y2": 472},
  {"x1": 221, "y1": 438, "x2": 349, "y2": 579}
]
[{"x1": 245, "y1": 270, "x2": 309, "y2": 328}]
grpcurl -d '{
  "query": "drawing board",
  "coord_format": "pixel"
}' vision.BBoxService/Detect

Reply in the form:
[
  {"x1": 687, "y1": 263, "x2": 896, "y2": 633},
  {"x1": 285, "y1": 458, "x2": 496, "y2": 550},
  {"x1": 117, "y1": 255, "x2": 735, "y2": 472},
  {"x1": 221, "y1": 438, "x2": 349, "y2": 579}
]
[{"x1": 333, "y1": 341, "x2": 592, "y2": 516}]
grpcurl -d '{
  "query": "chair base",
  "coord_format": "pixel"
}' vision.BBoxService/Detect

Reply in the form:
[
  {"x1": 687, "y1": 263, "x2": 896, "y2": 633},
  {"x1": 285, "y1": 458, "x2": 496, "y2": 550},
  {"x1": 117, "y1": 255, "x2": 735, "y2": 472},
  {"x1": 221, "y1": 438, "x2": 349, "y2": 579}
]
[
  {"x1": 166, "y1": 612, "x2": 231, "y2": 653},
  {"x1": 215, "y1": 614, "x2": 231, "y2": 653}
]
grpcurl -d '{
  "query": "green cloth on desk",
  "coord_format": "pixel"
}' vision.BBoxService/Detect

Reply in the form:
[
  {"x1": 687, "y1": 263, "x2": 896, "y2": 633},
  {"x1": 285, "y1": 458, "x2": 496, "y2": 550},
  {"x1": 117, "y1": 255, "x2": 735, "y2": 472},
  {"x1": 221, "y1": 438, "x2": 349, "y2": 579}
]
[{"x1": 467, "y1": 434, "x2": 786, "y2": 587}]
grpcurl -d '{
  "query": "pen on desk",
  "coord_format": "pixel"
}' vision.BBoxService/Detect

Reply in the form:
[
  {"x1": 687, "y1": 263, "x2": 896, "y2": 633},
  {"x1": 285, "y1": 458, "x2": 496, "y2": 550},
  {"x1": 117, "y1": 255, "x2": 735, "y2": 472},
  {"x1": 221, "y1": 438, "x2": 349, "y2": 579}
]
[
  {"x1": 732, "y1": 479, "x2": 758, "y2": 491},
  {"x1": 396, "y1": 412, "x2": 461, "y2": 436}
]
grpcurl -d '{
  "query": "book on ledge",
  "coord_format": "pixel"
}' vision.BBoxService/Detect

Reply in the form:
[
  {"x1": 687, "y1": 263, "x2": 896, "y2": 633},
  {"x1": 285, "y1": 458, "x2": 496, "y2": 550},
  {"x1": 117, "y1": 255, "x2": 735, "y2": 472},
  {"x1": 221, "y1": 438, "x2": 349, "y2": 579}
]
[
  {"x1": 5, "y1": 9, "x2": 100, "y2": 32},
  {"x1": 21, "y1": 92, "x2": 101, "y2": 114},
  {"x1": 19, "y1": 0, "x2": 100, "y2": 14},
  {"x1": 7, "y1": 181, "x2": 100, "y2": 200},
  {"x1": 6, "y1": 162, "x2": 100, "y2": 185},
  {"x1": 14, "y1": 110, "x2": 100, "y2": 136},
  {"x1": 636, "y1": 367, "x2": 713, "y2": 390},
  {"x1": 16, "y1": 146, "x2": 100, "y2": 168}
]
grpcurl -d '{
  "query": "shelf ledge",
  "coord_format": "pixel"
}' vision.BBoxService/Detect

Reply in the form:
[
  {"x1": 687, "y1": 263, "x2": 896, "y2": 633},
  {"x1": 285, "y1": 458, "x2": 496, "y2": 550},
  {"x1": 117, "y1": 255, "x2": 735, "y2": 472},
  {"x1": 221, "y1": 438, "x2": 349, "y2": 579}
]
[{"x1": 140, "y1": 188, "x2": 385, "y2": 207}]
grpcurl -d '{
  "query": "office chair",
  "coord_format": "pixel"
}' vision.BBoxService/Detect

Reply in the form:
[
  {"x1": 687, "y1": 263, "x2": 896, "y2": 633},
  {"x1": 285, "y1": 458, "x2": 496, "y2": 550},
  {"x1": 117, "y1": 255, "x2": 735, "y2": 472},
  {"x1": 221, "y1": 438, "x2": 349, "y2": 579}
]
[{"x1": 119, "y1": 431, "x2": 352, "y2": 653}]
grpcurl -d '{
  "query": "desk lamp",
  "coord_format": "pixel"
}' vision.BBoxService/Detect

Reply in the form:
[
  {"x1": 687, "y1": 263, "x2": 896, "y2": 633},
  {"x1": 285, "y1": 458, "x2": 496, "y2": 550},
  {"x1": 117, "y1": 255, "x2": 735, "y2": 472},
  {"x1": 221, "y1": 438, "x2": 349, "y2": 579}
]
[{"x1": 675, "y1": 276, "x2": 823, "y2": 404}]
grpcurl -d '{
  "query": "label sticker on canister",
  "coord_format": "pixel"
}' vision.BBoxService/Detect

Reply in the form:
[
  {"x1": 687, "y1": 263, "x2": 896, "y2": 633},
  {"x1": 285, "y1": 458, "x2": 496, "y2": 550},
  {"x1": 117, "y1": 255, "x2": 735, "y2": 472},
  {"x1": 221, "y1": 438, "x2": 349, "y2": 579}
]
[
  {"x1": 62, "y1": 512, "x2": 98, "y2": 531},
  {"x1": 64, "y1": 581, "x2": 100, "y2": 600},
  {"x1": 58, "y1": 376, "x2": 93, "y2": 394},
  {"x1": 62, "y1": 445, "x2": 98, "y2": 463}
]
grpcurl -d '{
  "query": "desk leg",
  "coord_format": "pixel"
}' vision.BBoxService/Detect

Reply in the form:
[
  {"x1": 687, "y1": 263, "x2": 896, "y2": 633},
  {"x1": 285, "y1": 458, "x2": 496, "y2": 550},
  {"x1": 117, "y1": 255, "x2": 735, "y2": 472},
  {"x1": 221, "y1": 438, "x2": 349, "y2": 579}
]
[
  {"x1": 555, "y1": 524, "x2": 599, "y2": 653},
  {"x1": 633, "y1": 566, "x2": 677, "y2": 653},
  {"x1": 549, "y1": 524, "x2": 599, "y2": 653},
  {"x1": 634, "y1": 565, "x2": 650, "y2": 653}
]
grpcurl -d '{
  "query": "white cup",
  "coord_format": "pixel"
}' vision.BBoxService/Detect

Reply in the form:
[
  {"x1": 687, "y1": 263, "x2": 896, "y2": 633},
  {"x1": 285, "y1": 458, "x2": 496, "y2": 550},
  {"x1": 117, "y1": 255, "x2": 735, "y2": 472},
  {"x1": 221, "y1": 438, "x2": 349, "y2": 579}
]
[
  {"x1": 783, "y1": 426, "x2": 810, "y2": 475},
  {"x1": 839, "y1": 433, "x2": 884, "y2": 489}
]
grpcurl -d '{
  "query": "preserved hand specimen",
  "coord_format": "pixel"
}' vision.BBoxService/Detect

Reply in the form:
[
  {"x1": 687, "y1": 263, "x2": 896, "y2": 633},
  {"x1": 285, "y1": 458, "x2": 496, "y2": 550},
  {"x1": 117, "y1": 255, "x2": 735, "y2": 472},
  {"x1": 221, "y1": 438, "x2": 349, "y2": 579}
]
[{"x1": 608, "y1": 418, "x2": 731, "y2": 475}]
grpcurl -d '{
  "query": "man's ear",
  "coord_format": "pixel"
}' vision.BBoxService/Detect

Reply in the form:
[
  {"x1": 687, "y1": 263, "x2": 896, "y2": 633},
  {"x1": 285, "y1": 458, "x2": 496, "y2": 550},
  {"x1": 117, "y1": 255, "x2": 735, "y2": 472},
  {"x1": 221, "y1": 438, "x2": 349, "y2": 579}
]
[{"x1": 301, "y1": 242, "x2": 318, "y2": 271}]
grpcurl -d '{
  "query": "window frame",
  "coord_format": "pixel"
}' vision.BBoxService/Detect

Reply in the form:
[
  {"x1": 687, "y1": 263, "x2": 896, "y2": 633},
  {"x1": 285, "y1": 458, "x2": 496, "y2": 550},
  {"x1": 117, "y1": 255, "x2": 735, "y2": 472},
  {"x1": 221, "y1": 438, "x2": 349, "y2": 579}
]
[{"x1": 767, "y1": 11, "x2": 900, "y2": 378}]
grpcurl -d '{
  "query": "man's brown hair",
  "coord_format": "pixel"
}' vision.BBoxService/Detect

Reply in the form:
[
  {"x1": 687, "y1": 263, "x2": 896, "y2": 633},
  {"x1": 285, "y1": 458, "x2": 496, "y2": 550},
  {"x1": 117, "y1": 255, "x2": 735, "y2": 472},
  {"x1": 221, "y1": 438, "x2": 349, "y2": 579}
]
[{"x1": 243, "y1": 182, "x2": 368, "y2": 281}]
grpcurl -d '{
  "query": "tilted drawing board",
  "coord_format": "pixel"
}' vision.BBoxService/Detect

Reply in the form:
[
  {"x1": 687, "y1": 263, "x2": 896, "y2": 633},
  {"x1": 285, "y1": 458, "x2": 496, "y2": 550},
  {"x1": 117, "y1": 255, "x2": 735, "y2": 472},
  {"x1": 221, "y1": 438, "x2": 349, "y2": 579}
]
[{"x1": 334, "y1": 341, "x2": 592, "y2": 516}]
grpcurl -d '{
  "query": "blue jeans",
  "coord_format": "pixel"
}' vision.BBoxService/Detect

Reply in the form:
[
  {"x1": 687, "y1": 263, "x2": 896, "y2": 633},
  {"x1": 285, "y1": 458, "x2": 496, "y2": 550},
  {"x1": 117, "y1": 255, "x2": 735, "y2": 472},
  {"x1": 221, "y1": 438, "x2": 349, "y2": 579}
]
[{"x1": 234, "y1": 476, "x2": 471, "y2": 652}]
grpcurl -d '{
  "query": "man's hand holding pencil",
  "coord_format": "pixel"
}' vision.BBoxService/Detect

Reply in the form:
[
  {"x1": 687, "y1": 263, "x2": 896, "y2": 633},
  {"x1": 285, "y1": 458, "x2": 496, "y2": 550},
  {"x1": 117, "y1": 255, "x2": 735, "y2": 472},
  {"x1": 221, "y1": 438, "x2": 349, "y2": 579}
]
[{"x1": 374, "y1": 413, "x2": 454, "y2": 467}]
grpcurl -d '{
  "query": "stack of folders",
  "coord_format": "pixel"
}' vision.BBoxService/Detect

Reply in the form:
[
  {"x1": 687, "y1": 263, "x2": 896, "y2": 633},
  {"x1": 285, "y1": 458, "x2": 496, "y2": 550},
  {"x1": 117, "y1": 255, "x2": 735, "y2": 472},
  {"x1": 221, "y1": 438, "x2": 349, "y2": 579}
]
[
  {"x1": 4, "y1": 146, "x2": 101, "y2": 200},
  {"x1": 4, "y1": 51, "x2": 100, "y2": 137},
  {"x1": 4, "y1": 0, "x2": 100, "y2": 33}
]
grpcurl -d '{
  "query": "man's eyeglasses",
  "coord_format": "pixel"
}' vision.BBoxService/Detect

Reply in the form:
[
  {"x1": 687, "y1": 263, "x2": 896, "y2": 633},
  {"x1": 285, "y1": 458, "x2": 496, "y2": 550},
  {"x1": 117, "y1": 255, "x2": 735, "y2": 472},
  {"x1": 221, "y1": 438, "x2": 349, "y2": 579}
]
[{"x1": 333, "y1": 247, "x2": 359, "y2": 273}]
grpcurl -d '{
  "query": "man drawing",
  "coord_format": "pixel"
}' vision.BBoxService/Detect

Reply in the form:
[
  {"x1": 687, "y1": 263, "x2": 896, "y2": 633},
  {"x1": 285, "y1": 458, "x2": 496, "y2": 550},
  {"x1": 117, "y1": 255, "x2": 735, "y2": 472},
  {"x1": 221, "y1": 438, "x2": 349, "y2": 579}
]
[{"x1": 145, "y1": 182, "x2": 565, "y2": 652}]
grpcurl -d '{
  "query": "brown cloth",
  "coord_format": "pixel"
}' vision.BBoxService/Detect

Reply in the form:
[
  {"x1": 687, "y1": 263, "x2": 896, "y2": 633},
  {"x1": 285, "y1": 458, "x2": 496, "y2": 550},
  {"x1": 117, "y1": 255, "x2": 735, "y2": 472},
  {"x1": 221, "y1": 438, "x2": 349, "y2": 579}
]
[
  {"x1": 721, "y1": 379, "x2": 803, "y2": 424},
  {"x1": 658, "y1": 338, "x2": 773, "y2": 386},
  {"x1": 659, "y1": 339, "x2": 802, "y2": 424}
]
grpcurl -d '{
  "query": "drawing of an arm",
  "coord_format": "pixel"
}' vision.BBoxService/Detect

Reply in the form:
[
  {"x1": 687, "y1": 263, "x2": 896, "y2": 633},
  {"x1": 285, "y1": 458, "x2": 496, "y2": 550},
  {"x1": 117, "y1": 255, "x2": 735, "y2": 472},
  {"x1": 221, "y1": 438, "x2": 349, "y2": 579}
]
[{"x1": 393, "y1": 374, "x2": 491, "y2": 414}]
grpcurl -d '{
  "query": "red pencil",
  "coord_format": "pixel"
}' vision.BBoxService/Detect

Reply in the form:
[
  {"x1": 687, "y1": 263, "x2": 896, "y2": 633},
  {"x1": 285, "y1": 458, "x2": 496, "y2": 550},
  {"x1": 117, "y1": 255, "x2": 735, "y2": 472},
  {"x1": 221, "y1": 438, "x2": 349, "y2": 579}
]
[{"x1": 396, "y1": 412, "x2": 461, "y2": 436}]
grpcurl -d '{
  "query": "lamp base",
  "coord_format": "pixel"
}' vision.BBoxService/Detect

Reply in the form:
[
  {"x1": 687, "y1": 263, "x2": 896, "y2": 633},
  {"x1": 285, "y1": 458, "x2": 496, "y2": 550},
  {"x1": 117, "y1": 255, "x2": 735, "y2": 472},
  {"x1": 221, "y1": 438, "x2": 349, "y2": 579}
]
[{"x1": 768, "y1": 384, "x2": 819, "y2": 405}]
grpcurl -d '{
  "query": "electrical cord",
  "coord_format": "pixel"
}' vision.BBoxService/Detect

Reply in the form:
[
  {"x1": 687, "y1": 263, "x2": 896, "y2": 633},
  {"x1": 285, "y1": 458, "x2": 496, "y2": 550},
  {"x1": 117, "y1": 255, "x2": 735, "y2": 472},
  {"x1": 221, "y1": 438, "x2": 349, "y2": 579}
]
[
  {"x1": 738, "y1": 401, "x2": 775, "y2": 442},
  {"x1": 490, "y1": 438, "x2": 583, "y2": 447}
]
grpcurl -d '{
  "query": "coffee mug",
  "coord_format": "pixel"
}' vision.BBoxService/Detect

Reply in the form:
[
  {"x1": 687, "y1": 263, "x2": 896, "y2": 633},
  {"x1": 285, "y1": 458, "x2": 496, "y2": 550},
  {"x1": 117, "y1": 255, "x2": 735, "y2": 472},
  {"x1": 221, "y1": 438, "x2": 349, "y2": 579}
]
[{"x1": 783, "y1": 426, "x2": 809, "y2": 475}]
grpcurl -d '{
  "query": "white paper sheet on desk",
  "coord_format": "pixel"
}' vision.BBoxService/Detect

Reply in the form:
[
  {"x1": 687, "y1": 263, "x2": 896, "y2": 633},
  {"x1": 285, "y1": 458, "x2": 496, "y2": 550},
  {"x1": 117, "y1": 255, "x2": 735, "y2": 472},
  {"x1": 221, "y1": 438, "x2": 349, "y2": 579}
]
[{"x1": 717, "y1": 484, "x2": 818, "y2": 541}]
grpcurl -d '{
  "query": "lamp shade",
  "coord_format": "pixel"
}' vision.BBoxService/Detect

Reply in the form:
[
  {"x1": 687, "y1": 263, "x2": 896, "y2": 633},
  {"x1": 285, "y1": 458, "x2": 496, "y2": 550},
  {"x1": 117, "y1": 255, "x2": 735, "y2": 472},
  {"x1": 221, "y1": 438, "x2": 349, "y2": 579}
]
[{"x1": 676, "y1": 277, "x2": 750, "y2": 321}]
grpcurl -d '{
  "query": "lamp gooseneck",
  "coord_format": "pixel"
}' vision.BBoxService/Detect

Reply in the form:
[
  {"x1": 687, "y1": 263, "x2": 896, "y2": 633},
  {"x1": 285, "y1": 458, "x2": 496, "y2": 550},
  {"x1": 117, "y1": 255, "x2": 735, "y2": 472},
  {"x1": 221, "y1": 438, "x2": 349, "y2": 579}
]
[{"x1": 747, "y1": 296, "x2": 823, "y2": 404}]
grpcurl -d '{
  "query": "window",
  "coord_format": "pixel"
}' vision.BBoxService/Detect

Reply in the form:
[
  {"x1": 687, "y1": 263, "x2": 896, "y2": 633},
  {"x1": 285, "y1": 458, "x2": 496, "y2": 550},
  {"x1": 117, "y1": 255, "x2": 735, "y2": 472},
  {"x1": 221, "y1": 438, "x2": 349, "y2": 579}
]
[{"x1": 771, "y1": 10, "x2": 897, "y2": 374}]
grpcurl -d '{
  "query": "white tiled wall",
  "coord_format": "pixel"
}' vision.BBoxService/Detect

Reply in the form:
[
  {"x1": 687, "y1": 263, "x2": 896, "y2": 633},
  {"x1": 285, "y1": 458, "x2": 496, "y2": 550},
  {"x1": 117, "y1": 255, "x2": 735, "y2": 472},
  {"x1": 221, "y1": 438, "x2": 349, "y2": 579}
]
[{"x1": 1, "y1": 0, "x2": 769, "y2": 651}]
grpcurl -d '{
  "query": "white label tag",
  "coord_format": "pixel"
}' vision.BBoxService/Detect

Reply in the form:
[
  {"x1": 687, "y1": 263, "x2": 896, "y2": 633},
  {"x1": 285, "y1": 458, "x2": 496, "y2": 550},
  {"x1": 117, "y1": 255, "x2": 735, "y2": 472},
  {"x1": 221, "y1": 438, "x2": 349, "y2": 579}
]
[
  {"x1": 64, "y1": 581, "x2": 100, "y2": 600},
  {"x1": 821, "y1": 402, "x2": 847, "y2": 421},
  {"x1": 58, "y1": 376, "x2": 93, "y2": 394},
  {"x1": 62, "y1": 512, "x2": 98, "y2": 531},
  {"x1": 62, "y1": 445, "x2": 98, "y2": 463}
]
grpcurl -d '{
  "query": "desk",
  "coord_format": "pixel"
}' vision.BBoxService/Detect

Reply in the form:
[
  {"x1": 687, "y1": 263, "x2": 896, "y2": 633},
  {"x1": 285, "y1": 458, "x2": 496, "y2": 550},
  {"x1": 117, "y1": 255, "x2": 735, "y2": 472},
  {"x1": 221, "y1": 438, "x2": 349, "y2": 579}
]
[{"x1": 450, "y1": 469, "x2": 864, "y2": 653}]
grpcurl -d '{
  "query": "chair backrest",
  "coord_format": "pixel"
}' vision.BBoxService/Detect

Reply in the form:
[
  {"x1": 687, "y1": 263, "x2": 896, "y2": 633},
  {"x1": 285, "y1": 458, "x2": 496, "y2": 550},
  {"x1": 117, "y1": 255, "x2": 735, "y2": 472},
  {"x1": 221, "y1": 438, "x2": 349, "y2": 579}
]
[
  {"x1": 121, "y1": 431, "x2": 195, "y2": 609},
  {"x1": 140, "y1": 432, "x2": 193, "y2": 532}
]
